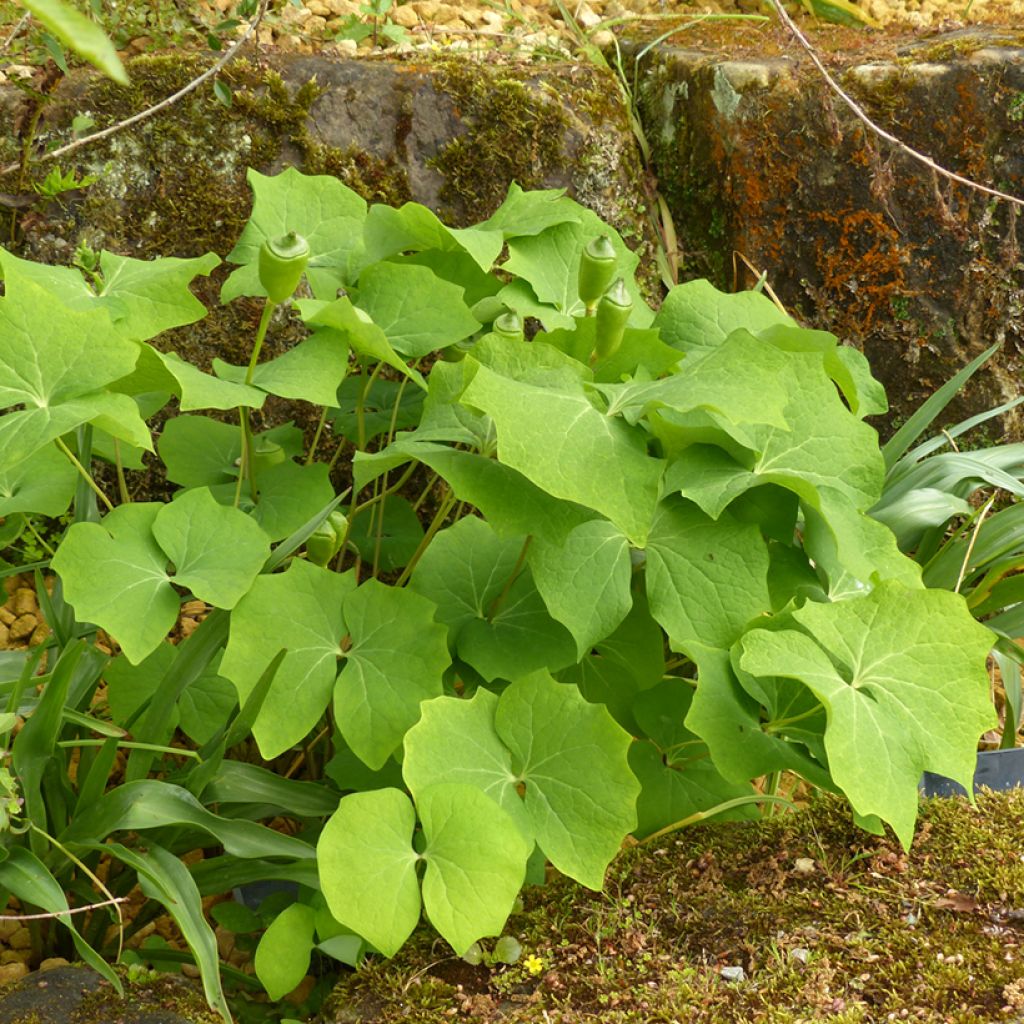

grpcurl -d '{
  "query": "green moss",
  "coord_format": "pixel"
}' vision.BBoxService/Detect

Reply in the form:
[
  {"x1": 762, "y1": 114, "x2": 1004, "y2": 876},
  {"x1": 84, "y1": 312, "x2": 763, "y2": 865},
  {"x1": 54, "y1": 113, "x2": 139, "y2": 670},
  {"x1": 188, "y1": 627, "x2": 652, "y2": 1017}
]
[
  {"x1": 426, "y1": 58, "x2": 657, "y2": 298},
  {"x1": 323, "y1": 790, "x2": 1024, "y2": 1024}
]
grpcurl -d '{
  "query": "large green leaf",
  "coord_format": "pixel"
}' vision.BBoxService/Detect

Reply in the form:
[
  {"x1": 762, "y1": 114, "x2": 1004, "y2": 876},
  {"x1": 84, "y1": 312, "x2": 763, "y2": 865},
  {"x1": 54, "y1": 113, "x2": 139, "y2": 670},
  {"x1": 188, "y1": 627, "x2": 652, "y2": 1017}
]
[
  {"x1": 318, "y1": 784, "x2": 528, "y2": 958},
  {"x1": 317, "y1": 788, "x2": 421, "y2": 957},
  {"x1": 222, "y1": 167, "x2": 368, "y2": 302},
  {"x1": 417, "y1": 783, "x2": 530, "y2": 955},
  {"x1": 600, "y1": 329, "x2": 791, "y2": 438},
  {"x1": 334, "y1": 580, "x2": 450, "y2": 770},
  {"x1": 53, "y1": 490, "x2": 269, "y2": 663},
  {"x1": 248, "y1": 460, "x2": 335, "y2": 542},
  {"x1": 361, "y1": 201, "x2": 503, "y2": 273},
  {"x1": 149, "y1": 349, "x2": 265, "y2": 411},
  {"x1": 645, "y1": 497, "x2": 771, "y2": 651},
  {"x1": 51, "y1": 503, "x2": 177, "y2": 663},
  {"x1": 158, "y1": 414, "x2": 240, "y2": 488},
  {"x1": 461, "y1": 362, "x2": 662, "y2": 544},
  {"x1": 757, "y1": 324, "x2": 887, "y2": 419},
  {"x1": 212, "y1": 328, "x2": 348, "y2": 407},
  {"x1": 0, "y1": 443, "x2": 77, "y2": 517},
  {"x1": 298, "y1": 297, "x2": 425, "y2": 390},
  {"x1": 355, "y1": 442, "x2": 591, "y2": 543},
  {"x1": 0, "y1": 248, "x2": 217, "y2": 342},
  {"x1": 528, "y1": 519, "x2": 633, "y2": 657},
  {"x1": 354, "y1": 262, "x2": 479, "y2": 358},
  {"x1": 96, "y1": 251, "x2": 219, "y2": 339},
  {"x1": 653, "y1": 279, "x2": 793, "y2": 355},
  {"x1": 0, "y1": 258, "x2": 139, "y2": 410},
  {"x1": 153, "y1": 487, "x2": 269, "y2": 607},
  {"x1": 0, "y1": 396, "x2": 140, "y2": 473},
  {"x1": 478, "y1": 182, "x2": 582, "y2": 237},
  {"x1": 409, "y1": 517, "x2": 576, "y2": 680},
  {"x1": 221, "y1": 560, "x2": 356, "y2": 759},
  {"x1": 404, "y1": 671, "x2": 639, "y2": 889},
  {"x1": 738, "y1": 582, "x2": 996, "y2": 846},
  {"x1": 684, "y1": 643, "x2": 835, "y2": 788}
]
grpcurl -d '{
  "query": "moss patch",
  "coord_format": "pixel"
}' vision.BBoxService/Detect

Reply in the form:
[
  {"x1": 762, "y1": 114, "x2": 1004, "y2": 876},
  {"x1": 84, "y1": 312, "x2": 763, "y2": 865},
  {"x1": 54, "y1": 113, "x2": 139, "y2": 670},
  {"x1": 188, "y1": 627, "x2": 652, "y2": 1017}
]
[{"x1": 323, "y1": 790, "x2": 1024, "y2": 1024}]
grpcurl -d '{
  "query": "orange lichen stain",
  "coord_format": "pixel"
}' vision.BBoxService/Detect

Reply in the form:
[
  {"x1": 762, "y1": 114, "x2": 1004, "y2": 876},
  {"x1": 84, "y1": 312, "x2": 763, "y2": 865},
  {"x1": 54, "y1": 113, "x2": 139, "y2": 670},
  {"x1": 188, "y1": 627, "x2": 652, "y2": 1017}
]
[{"x1": 807, "y1": 207, "x2": 916, "y2": 330}]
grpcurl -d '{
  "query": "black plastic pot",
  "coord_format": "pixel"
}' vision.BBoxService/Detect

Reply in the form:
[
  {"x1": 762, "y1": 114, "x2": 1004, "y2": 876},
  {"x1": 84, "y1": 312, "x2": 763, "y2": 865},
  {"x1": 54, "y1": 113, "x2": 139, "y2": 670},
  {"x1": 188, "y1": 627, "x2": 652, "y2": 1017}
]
[{"x1": 920, "y1": 746, "x2": 1024, "y2": 798}]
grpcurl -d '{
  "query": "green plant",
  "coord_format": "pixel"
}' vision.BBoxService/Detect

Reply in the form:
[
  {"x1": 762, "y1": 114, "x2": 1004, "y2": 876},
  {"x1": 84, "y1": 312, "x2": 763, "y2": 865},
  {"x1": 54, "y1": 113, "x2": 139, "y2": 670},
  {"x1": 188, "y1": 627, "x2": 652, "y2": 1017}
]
[
  {"x1": 334, "y1": 0, "x2": 407, "y2": 47},
  {"x1": 0, "y1": 168, "x2": 996, "y2": 1021},
  {"x1": 32, "y1": 165, "x2": 100, "y2": 200},
  {"x1": 869, "y1": 342, "x2": 1024, "y2": 747}
]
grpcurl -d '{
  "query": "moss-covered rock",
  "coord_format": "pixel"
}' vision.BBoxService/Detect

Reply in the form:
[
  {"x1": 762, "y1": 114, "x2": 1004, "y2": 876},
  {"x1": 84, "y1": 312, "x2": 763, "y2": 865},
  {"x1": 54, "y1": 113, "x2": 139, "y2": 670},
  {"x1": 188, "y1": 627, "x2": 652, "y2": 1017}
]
[
  {"x1": 0, "y1": 964, "x2": 221, "y2": 1024},
  {"x1": 320, "y1": 789, "x2": 1024, "y2": 1024}
]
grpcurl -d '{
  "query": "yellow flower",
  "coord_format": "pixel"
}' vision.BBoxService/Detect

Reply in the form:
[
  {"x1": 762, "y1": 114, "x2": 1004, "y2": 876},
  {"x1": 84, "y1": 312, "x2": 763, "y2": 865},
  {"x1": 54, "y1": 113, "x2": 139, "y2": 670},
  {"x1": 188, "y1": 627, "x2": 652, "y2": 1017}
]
[{"x1": 523, "y1": 953, "x2": 545, "y2": 976}]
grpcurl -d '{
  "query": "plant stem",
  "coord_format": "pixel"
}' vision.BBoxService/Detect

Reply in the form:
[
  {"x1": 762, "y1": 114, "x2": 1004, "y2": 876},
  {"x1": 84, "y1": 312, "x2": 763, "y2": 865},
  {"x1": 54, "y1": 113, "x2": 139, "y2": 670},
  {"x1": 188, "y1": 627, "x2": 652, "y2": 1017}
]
[
  {"x1": 637, "y1": 794, "x2": 798, "y2": 846},
  {"x1": 53, "y1": 437, "x2": 113, "y2": 512},
  {"x1": 305, "y1": 406, "x2": 329, "y2": 465},
  {"x1": 22, "y1": 518, "x2": 55, "y2": 558},
  {"x1": 486, "y1": 536, "x2": 533, "y2": 621},
  {"x1": 235, "y1": 298, "x2": 277, "y2": 503},
  {"x1": 349, "y1": 463, "x2": 418, "y2": 519},
  {"x1": 394, "y1": 490, "x2": 457, "y2": 587},
  {"x1": 112, "y1": 438, "x2": 131, "y2": 503},
  {"x1": 411, "y1": 471, "x2": 440, "y2": 513},
  {"x1": 245, "y1": 300, "x2": 276, "y2": 385}
]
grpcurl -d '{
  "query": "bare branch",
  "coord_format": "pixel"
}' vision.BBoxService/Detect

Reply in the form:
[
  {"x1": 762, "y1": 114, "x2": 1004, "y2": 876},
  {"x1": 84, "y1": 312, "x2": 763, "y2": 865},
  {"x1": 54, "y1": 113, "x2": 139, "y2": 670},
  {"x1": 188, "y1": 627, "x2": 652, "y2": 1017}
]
[
  {"x1": 0, "y1": 0, "x2": 270, "y2": 180},
  {"x1": 767, "y1": 0, "x2": 1024, "y2": 210},
  {"x1": 0, "y1": 896, "x2": 130, "y2": 921},
  {"x1": 2, "y1": 12, "x2": 32, "y2": 53}
]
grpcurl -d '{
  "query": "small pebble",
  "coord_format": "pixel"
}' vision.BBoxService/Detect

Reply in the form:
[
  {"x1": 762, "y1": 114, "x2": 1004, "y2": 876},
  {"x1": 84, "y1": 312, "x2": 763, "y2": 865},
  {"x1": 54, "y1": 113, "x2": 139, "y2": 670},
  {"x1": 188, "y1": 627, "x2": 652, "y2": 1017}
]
[
  {"x1": 793, "y1": 857, "x2": 816, "y2": 875},
  {"x1": 0, "y1": 962, "x2": 29, "y2": 984},
  {"x1": 720, "y1": 965, "x2": 746, "y2": 982},
  {"x1": 790, "y1": 947, "x2": 810, "y2": 964}
]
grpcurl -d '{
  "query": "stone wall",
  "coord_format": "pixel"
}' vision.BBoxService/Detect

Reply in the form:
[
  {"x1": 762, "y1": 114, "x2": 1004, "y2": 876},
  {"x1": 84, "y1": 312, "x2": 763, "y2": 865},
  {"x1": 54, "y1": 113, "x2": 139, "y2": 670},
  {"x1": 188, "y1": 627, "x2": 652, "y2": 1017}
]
[{"x1": 636, "y1": 27, "x2": 1024, "y2": 434}]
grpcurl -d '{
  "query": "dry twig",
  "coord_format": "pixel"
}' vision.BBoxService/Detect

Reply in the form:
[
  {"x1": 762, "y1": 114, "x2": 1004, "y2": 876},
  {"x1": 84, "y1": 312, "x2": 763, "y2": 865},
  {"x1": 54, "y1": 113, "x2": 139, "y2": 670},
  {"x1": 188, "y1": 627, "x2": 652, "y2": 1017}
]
[
  {"x1": 0, "y1": 896, "x2": 130, "y2": 922},
  {"x1": 767, "y1": 0, "x2": 1024, "y2": 210},
  {"x1": 1, "y1": 12, "x2": 32, "y2": 53},
  {"x1": 0, "y1": 0, "x2": 270, "y2": 179}
]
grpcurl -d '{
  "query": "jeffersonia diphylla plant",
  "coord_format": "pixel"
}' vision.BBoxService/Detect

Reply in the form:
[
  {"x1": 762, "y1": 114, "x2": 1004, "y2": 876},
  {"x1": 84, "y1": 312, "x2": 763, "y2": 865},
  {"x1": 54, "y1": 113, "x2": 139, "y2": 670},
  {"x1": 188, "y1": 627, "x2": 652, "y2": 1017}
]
[{"x1": 0, "y1": 166, "x2": 996, "y2": 1019}]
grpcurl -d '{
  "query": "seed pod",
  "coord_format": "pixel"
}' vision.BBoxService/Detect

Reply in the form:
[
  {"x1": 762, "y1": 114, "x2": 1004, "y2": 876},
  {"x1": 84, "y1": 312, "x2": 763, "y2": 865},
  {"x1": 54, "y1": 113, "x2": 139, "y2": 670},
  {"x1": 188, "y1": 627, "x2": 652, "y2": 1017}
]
[
  {"x1": 306, "y1": 510, "x2": 349, "y2": 567},
  {"x1": 593, "y1": 278, "x2": 632, "y2": 360},
  {"x1": 251, "y1": 439, "x2": 286, "y2": 474},
  {"x1": 577, "y1": 235, "x2": 617, "y2": 312},
  {"x1": 493, "y1": 311, "x2": 524, "y2": 343},
  {"x1": 258, "y1": 231, "x2": 310, "y2": 304}
]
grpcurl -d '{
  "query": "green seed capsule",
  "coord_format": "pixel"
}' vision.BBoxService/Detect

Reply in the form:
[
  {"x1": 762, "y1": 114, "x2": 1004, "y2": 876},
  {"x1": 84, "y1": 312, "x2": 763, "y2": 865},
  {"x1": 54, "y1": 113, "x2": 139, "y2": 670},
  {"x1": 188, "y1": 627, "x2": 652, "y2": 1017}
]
[
  {"x1": 258, "y1": 231, "x2": 310, "y2": 303},
  {"x1": 306, "y1": 510, "x2": 349, "y2": 567},
  {"x1": 578, "y1": 235, "x2": 617, "y2": 312},
  {"x1": 251, "y1": 439, "x2": 286, "y2": 474},
  {"x1": 493, "y1": 311, "x2": 524, "y2": 343},
  {"x1": 593, "y1": 278, "x2": 632, "y2": 360}
]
